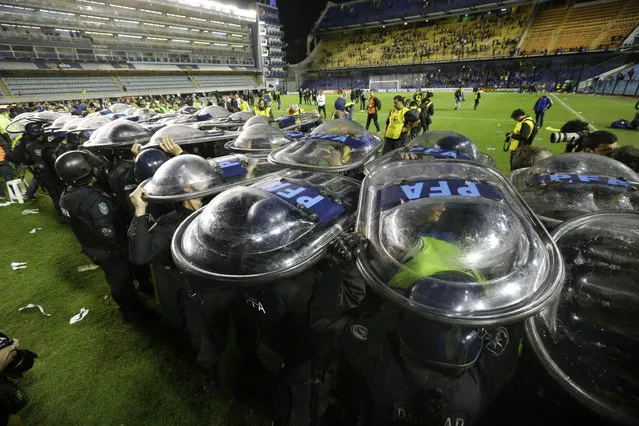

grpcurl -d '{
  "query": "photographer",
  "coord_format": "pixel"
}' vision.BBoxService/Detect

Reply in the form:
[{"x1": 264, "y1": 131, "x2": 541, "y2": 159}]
[
  {"x1": 1, "y1": 332, "x2": 36, "y2": 426},
  {"x1": 505, "y1": 109, "x2": 536, "y2": 169},
  {"x1": 550, "y1": 120, "x2": 591, "y2": 152}
]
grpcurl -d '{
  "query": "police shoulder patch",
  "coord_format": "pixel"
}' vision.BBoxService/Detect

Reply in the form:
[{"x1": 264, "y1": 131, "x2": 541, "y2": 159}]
[
  {"x1": 350, "y1": 324, "x2": 368, "y2": 341},
  {"x1": 98, "y1": 202, "x2": 109, "y2": 215},
  {"x1": 484, "y1": 327, "x2": 509, "y2": 357}
]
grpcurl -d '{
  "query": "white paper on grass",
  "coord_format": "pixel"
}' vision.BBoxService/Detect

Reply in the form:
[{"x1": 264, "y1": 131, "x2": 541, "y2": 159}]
[
  {"x1": 11, "y1": 261, "x2": 27, "y2": 270},
  {"x1": 0, "y1": 202, "x2": 13, "y2": 207},
  {"x1": 69, "y1": 308, "x2": 89, "y2": 324},
  {"x1": 21, "y1": 209, "x2": 39, "y2": 215},
  {"x1": 29, "y1": 228, "x2": 42, "y2": 234},
  {"x1": 18, "y1": 303, "x2": 52, "y2": 317}
]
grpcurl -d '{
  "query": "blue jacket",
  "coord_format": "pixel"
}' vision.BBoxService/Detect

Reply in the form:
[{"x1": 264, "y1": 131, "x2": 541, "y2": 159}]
[{"x1": 533, "y1": 96, "x2": 553, "y2": 112}]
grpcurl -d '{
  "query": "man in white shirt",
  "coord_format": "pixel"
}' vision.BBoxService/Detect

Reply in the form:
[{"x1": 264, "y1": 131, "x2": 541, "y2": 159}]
[{"x1": 317, "y1": 90, "x2": 326, "y2": 119}]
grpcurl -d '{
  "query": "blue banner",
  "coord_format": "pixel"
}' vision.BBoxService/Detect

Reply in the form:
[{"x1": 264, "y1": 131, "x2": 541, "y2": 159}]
[
  {"x1": 530, "y1": 174, "x2": 630, "y2": 188},
  {"x1": 215, "y1": 158, "x2": 248, "y2": 178},
  {"x1": 376, "y1": 179, "x2": 504, "y2": 209},
  {"x1": 258, "y1": 4, "x2": 280, "y2": 26},
  {"x1": 265, "y1": 181, "x2": 344, "y2": 223},
  {"x1": 406, "y1": 147, "x2": 473, "y2": 161},
  {"x1": 311, "y1": 134, "x2": 372, "y2": 149}
]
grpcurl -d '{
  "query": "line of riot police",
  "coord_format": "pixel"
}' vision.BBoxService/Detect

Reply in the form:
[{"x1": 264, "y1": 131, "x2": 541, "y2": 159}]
[{"x1": 4, "y1": 103, "x2": 639, "y2": 426}]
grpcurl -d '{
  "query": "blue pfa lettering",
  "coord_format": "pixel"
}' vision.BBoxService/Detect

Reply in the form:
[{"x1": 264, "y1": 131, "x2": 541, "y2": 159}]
[
  {"x1": 531, "y1": 174, "x2": 630, "y2": 188},
  {"x1": 376, "y1": 179, "x2": 503, "y2": 209},
  {"x1": 312, "y1": 133, "x2": 371, "y2": 149},
  {"x1": 407, "y1": 147, "x2": 473, "y2": 161},
  {"x1": 216, "y1": 158, "x2": 248, "y2": 178},
  {"x1": 264, "y1": 181, "x2": 345, "y2": 223}
]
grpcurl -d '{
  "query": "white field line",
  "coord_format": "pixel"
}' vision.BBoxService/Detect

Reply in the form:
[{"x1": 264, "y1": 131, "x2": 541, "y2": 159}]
[{"x1": 549, "y1": 94, "x2": 598, "y2": 131}]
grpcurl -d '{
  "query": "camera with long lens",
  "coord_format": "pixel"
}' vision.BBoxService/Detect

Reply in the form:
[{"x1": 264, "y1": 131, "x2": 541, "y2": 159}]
[
  {"x1": 549, "y1": 131, "x2": 587, "y2": 144},
  {"x1": 0, "y1": 332, "x2": 38, "y2": 375}
]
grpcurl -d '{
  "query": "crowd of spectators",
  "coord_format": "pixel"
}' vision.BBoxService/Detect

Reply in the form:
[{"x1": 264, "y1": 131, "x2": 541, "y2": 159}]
[{"x1": 311, "y1": 7, "x2": 530, "y2": 70}]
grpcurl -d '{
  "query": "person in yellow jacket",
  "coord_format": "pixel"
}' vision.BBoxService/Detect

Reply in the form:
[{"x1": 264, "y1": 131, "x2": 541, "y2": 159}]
[
  {"x1": 254, "y1": 98, "x2": 274, "y2": 119},
  {"x1": 239, "y1": 97, "x2": 250, "y2": 112},
  {"x1": 287, "y1": 104, "x2": 305, "y2": 116},
  {"x1": 387, "y1": 203, "x2": 483, "y2": 289},
  {"x1": 505, "y1": 108, "x2": 536, "y2": 152},
  {"x1": 383, "y1": 96, "x2": 410, "y2": 154},
  {"x1": 505, "y1": 108, "x2": 536, "y2": 170}
]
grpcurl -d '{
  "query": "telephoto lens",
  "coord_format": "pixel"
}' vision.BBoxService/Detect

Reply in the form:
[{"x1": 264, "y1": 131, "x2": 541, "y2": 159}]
[{"x1": 550, "y1": 132, "x2": 582, "y2": 144}]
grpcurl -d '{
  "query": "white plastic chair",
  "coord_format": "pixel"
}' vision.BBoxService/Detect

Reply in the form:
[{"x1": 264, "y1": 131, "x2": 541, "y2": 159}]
[{"x1": 6, "y1": 179, "x2": 28, "y2": 204}]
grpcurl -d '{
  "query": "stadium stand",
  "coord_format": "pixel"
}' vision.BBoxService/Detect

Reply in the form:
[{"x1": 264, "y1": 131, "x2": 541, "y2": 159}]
[
  {"x1": 3, "y1": 76, "x2": 121, "y2": 96},
  {"x1": 520, "y1": 0, "x2": 639, "y2": 54},
  {"x1": 309, "y1": 6, "x2": 532, "y2": 70},
  {"x1": 0, "y1": 0, "x2": 256, "y2": 66}
]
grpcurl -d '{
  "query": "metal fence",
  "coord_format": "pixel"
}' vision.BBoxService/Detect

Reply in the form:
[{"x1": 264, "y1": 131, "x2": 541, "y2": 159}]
[{"x1": 579, "y1": 79, "x2": 639, "y2": 96}]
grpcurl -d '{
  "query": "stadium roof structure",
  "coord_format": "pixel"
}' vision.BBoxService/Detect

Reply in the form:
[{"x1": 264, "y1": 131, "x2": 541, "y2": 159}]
[{"x1": 312, "y1": 0, "x2": 550, "y2": 33}]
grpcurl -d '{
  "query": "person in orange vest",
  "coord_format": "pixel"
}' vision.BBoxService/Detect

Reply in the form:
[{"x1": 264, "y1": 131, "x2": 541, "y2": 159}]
[{"x1": 366, "y1": 89, "x2": 382, "y2": 133}]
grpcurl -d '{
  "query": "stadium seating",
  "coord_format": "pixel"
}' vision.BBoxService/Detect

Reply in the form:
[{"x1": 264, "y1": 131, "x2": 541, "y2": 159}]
[
  {"x1": 310, "y1": 7, "x2": 532, "y2": 70},
  {"x1": 195, "y1": 75, "x2": 259, "y2": 90},
  {"x1": 3, "y1": 76, "x2": 121, "y2": 96},
  {"x1": 520, "y1": 0, "x2": 639, "y2": 54}
]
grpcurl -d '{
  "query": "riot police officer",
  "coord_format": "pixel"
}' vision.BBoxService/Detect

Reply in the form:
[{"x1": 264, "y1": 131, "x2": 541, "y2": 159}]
[
  {"x1": 23, "y1": 121, "x2": 66, "y2": 223},
  {"x1": 127, "y1": 153, "x2": 233, "y2": 395},
  {"x1": 55, "y1": 150, "x2": 145, "y2": 321},
  {"x1": 313, "y1": 156, "x2": 565, "y2": 426}
]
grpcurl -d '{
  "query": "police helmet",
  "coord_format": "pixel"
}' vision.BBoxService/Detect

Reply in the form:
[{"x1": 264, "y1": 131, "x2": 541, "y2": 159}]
[
  {"x1": 54, "y1": 150, "x2": 93, "y2": 185},
  {"x1": 134, "y1": 149, "x2": 169, "y2": 183},
  {"x1": 399, "y1": 271, "x2": 483, "y2": 372},
  {"x1": 25, "y1": 121, "x2": 44, "y2": 138},
  {"x1": 431, "y1": 133, "x2": 480, "y2": 160}
]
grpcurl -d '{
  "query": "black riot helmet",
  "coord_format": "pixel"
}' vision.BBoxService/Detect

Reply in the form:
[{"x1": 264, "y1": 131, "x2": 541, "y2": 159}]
[
  {"x1": 25, "y1": 121, "x2": 44, "y2": 139},
  {"x1": 54, "y1": 150, "x2": 94, "y2": 186},
  {"x1": 432, "y1": 133, "x2": 480, "y2": 160},
  {"x1": 134, "y1": 148, "x2": 169, "y2": 183},
  {"x1": 398, "y1": 271, "x2": 483, "y2": 375}
]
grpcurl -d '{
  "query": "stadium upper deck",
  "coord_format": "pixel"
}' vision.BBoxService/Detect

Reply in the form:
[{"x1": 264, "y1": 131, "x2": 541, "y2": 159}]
[
  {"x1": 304, "y1": 0, "x2": 639, "y2": 72},
  {"x1": 0, "y1": 0, "x2": 256, "y2": 66}
]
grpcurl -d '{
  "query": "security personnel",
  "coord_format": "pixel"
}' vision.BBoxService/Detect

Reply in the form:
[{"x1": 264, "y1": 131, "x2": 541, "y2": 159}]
[
  {"x1": 311, "y1": 237, "x2": 523, "y2": 426},
  {"x1": 473, "y1": 89, "x2": 481, "y2": 110},
  {"x1": 407, "y1": 102, "x2": 422, "y2": 139},
  {"x1": 239, "y1": 97, "x2": 250, "y2": 113},
  {"x1": 366, "y1": 90, "x2": 382, "y2": 133},
  {"x1": 419, "y1": 93, "x2": 435, "y2": 133},
  {"x1": 384, "y1": 96, "x2": 410, "y2": 154},
  {"x1": 23, "y1": 122, "x2": 66, "y2": 222},
  {"x1": 56, "y1": 150, "x2": 144, "y2": 321},
  {"x1": 454, "y1": 87, "x2": 464, "y2": 110},
  {"x1": 254, "y1": 98, "x2": 274, "y2": 119},
  {"x1": 128, "y1": 178, "x2": 233, "y2": 395},
  {"x1": 287, "y1": 104, "x2": 305, "y2": 115}
]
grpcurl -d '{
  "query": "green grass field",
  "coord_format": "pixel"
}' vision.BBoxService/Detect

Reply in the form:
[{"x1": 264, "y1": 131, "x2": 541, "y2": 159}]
[{"x1": 1, "y1": 92, "x2": 637, "y2": 425}]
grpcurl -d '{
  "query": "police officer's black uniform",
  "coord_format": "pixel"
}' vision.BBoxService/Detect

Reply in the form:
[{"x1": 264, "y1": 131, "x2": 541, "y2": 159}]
[
  {"x1": 23, "y1": 124, "x2": 65, "y2": 219},
  {"x1": 232, "y1": 263, "x2": 366, "y2": 426},
  {"x1": 419, "y1": 97, "x2": 435, "y2": 133},
  {"x1": 127, "y1": 205, "x2": 234, "y2": 393},
  {"x1": 56, "y1": 151, "x2": 142, "y2": 319},
  {"x1": 310, "y1": 268, "x2": 523, "y2": 426}
]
